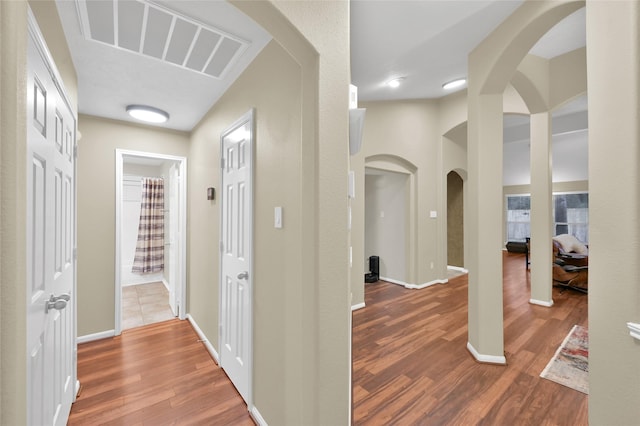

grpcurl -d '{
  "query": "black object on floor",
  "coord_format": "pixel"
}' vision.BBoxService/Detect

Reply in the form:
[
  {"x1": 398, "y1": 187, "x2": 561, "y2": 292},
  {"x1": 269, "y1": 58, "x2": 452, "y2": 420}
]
[{"x1": 365, "y1": 255, "x2": 379, "y2": 283}]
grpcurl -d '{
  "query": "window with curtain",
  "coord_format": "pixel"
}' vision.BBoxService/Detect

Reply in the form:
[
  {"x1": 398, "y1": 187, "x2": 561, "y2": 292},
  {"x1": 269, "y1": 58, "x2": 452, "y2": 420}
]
[{"x1": 505, "y1": 192, "x2": 589, "y2": 243}]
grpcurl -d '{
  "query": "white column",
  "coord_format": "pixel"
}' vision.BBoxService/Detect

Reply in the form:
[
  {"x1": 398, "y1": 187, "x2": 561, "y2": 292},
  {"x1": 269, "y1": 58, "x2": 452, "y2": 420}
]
[
  {"x1": 529, "y1": 112, "x2": 554, "y2": 306},
  {"x1": 466, "y1": 92, "x2": 506, "y2": 364}
]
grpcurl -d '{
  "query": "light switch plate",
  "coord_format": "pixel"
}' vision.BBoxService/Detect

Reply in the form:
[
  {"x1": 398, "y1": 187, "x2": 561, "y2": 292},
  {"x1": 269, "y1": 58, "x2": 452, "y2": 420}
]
[
  {"x1": 430, "y1": 210, "x2": 437, "y2": 218},
  {"x1": 275, "y1": 207, "x2": 283, "y2": 228}
]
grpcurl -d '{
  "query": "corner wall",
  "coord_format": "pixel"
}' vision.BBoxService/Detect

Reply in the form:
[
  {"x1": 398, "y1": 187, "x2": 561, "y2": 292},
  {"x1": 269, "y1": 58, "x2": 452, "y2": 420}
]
[
  {"x1": 76, "y1": 116, "x2": 189, "y2": 336},
  {"x1": 353, "y1": 99, "x2": 442, "y2": 295},
  {"x1": 190, "y1": 0, "x2": 351, "y2": 422},
  {"x1": 587, "y1": 0, "x2": 640, "y2": 422},
  {"x1": 188, "y1": 40, "x2": 305, "y2": 424}
]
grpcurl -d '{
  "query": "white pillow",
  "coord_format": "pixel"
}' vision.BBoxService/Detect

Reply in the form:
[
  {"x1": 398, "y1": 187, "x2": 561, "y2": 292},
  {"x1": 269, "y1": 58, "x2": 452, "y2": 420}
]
[{"x1": 553, "y1": 234, "x2": 588, "y2": 255}]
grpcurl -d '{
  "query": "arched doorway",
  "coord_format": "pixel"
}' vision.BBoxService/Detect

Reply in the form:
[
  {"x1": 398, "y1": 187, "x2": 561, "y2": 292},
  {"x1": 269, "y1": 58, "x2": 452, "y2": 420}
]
[{"x1": 447, "y1": 171, "x2": 464, "y2": 268}]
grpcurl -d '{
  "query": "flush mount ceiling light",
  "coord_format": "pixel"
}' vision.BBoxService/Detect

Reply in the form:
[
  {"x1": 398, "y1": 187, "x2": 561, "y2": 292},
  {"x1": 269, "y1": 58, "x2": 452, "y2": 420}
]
[
  {"x1": 442, "y1": 78, "x2": 467, "y2": 90},
  {"x1": 387, "y1": 77, "x2": 405, "y2": 88},
  {"x1": 126, "y1": 105, "x2": 170, "y2": 124}
]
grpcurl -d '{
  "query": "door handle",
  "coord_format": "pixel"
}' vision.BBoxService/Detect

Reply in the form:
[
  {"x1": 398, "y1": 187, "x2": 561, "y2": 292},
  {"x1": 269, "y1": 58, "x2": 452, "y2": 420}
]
[
  {"x1": 51, "y1": 293, "x2": 70, "y2": 302},
  {"x1": 237, "y1": 271, "x2": 249, "y2": 280},
  {"x1": 45, "y1": 294, "x2": 69, "y2": 314}
]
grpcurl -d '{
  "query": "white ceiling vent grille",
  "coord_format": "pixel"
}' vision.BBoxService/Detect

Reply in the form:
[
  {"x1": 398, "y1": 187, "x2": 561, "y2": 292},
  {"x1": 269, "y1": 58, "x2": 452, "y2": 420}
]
[{"x1": 76, "y1": 0, "x2": 249, "y2": 79}]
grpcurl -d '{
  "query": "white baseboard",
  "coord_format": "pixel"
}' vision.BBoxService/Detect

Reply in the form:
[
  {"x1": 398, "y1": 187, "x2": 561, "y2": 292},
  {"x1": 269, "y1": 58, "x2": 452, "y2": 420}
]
[
  {"x1": 405, "y1": 279, "x2": 448, "y2": 289},
  {"x1": 447, "y1": 265, "x2": 468, "y2": 273},
  {"x1": 380, "y1": 276, "x2": 409, "y2": 287},
  {"x1": 380, "y1": 276, "x2": 448, "y2": 290},
  {"x1": 77, "y1": 329, "x2": 115, "y2": 344},
  {"x1": 250, "y1": 405, "x2": 268, "y2": 426},
  {"x1": 467, "y1": 341, "x2": 507, "y2": 365},
  {"x1": 187, "y1": 314, "x2": 219, "y2": 364},
  {"x1": 529, "y1": 298, "x2": 554, "y2": 307},
  {"x1": 351, "y1": 302, "x2": 365, "y2": 311},
  {"x1": 162, "y1": 278, "x2": 170, "y2": 292}
]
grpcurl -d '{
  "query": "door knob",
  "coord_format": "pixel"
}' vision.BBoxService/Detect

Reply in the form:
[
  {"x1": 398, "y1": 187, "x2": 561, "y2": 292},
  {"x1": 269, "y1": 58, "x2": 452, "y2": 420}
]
[
  {"x1": 237, "y1": 271, "x2": 249, "y2": 280},
  {"x1": 51, "y1": 293, "x2": 70, "y2": 302},
  {"x1": 45, "y1": 294, "x2": 68, "y2": 314}
]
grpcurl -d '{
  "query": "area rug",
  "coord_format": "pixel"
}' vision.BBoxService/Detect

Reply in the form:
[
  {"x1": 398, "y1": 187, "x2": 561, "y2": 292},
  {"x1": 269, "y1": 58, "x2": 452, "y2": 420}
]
[{"x1": 540, "y1": 324, "x2": 589, "y2": 394}]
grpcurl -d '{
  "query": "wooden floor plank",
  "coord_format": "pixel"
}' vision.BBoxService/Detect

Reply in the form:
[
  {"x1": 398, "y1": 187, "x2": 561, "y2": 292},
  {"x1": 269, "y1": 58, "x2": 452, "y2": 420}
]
[
  {"x1": 68, "y1": 320, "x2": 254, "y2": 425},
  {"x1": 353, "y1": 252, "x2": 588, "y2": 425},
  {"x1": 70, "y1": 252, "x2": 586, "y2": 425}
]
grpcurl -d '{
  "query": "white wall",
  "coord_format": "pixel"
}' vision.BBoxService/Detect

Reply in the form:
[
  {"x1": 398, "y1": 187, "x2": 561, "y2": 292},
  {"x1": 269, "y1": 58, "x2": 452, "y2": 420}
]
[
  {"x1": 365, "y1": 169, "x2": 408, "y2": 282},
  {"x1": 503, "y1": 122, "x2": 588, "y2": 185}
]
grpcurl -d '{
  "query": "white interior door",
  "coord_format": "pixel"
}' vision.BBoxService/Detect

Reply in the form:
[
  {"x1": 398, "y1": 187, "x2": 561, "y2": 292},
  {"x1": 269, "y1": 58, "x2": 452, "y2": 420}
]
[
  {"x1": 168, "y1": 164, "x2": 179, "y2": 316},
  {"x1": 220, "y1": 110, "x2": 254, "y2": 405},
  {"x1": 26, "y1": 15, "x2": 76, "y2": 426}
]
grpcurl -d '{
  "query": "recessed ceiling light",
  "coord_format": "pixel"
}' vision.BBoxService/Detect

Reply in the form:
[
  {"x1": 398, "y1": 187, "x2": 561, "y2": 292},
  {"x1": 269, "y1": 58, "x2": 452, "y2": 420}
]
[
  {"x1": 387, "y1": 77, "x2": 405, "y2": 88},
  {"x1": 126, "y1": 105, "x2": 170, "y2": 124},
  {"x1": 442, "y1": 78, "x2": 467, "y2": 90}
]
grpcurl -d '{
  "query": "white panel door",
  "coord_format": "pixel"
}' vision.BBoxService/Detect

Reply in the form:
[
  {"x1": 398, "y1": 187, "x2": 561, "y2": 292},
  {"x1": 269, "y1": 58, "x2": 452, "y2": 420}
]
[
  {"x1": 220, "y1": 111, "x2": 253, "y2": 404},
  {"x1": 26, "y1": 20, "x2": 76, "y2": 426}
]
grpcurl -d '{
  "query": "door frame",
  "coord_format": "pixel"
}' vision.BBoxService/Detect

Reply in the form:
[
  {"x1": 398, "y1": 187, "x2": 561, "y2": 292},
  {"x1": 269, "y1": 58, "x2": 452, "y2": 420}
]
[
  {"x1": 219, "y1": 109, "x2": 255, "y2": 408},
  {"x1": 114, "y1": 149, "x2": 187, "y2": 335}
]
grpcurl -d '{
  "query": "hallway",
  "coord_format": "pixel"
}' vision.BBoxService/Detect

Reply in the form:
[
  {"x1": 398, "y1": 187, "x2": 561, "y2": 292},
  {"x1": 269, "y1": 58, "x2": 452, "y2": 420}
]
[
  {"x1": 68, "y1": 320, "x2": 254, "y2": 425},
  {"x1": 69, "y1": 253, "x2": 587, "y2": 425}
]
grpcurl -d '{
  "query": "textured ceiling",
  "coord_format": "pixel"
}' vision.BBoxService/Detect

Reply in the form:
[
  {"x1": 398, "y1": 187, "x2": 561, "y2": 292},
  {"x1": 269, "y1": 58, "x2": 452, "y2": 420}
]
[
  {"x1": 55, "y1": 0, "x2": 271, "y2": 131},
  {"x1": 56, "y1": 1, "x2": 586, "y2": 133}
]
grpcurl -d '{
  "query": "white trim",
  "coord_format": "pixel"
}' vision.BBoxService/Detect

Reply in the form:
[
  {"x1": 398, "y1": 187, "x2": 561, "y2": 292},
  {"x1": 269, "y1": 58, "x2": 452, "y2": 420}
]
[
  {"x1": 351, "y1": 302, "x2": 366, "y2": 311},
  {"x1": 115, "y1": 150, "x2": 188, "y2": 335},
  {"x1": 380, "y1": 277, "x2": 409, "y2": 287},
  {"x1": 27, "y1": 9, "x2": 75, "y2": 116},
  {"x1": 187, "y1": 314, "x2": 220, "y2": 364},
  {"x1": 250, "y1": 406, "x2": 268, "y2": 426},
  {"x1": 404, "y1": 279, "x2": 448, "y2": 290},
  {"x1": 529, "y1": 298, "x2": 554, "y2": 307},
  {"x1": 447, "y1": 265, "x2": 468, "y2": 273},
  {"x1": 162, "y1": 278, "x2": 170, "y2": 292},
  {"x1": 380, "y1": 276, "x2": 448, "y2": 289},
  {"x1": 77, "y1": 329, "x2": 116, "y2": 344},
  {"x1": 467, "y1": 342, "x2": 507, "y2": 365}
]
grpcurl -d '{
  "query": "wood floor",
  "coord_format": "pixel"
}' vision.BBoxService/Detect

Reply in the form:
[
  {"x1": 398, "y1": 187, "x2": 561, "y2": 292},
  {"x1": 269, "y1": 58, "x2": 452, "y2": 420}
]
[
  {"x1": 68, "y1": 320, "x2": 254, "y2": 425},
  {"x1": 353, "y1": 252, "x2": 588, "y2": 425},
  {"x1": 69, "y1": 252, "x2": 587, "y2": 425}
]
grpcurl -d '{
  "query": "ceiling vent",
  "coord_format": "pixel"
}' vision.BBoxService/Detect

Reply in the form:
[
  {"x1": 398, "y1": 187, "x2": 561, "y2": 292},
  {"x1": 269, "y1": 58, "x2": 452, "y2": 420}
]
[{"x1": 75, "y1": 0, "x2": 249, "y2": 79}]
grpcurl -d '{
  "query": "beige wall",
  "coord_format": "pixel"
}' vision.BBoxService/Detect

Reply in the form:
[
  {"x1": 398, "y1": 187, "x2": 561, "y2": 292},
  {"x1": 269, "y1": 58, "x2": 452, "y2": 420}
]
[
  {"x1": 191, "y1": 0, "x2": 351, "y2": 422},
  {"x1": 1, "y1": 2, "x2": 29, "y2": 423},
  {"x1": 76, "y1": 115, "x2": 189, "y2": 335},
  {"x1": 587, "y1": 1, "x2": 640, "y2": 423},
  {"x1": 355, "y1": 100, "x2": 442, "y2": 290},
  {"x1": 188, "y1": 40, "x2": 305, "y2": 423}
]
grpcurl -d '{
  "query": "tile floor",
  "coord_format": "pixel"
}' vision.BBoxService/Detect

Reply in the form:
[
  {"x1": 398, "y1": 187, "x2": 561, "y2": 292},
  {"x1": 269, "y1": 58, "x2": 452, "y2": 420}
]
[{"x1": 122, "y1": 282, "x2": 175, "y2": 330}]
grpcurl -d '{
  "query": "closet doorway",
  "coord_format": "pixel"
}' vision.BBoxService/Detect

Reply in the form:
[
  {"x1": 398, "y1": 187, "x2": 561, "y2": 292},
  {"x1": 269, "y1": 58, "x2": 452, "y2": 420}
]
[
  {"x1": 365, "y1": 167, "x2": 410, "y2": 284},
  {"x1": 115, "y1": 150, "x2": 187, "y2": 334},
  {"x1": 447, "y1": 170, "x2": 465, "y2": 269}
]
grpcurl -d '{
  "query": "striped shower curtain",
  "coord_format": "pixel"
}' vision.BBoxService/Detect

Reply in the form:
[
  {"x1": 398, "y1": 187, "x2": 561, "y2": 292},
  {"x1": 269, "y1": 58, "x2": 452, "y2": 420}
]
[{"x1": 132, "y1": 177, "x2": 164, "y2": 273}]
